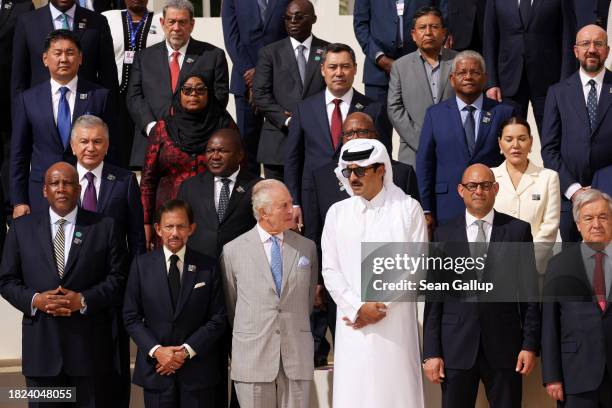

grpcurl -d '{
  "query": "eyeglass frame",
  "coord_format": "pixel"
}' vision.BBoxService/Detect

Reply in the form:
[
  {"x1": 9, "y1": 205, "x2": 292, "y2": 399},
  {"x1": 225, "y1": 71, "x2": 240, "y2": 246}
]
[
  {"x1": 181, "y1": 85, "x2": 208, "y2": 96},
  {"x1": 341, "y1": 164, "x2": 381, "y2": 178},
  {"x1": 460, "y1": 181, "x2": 496, "y2": 192}
]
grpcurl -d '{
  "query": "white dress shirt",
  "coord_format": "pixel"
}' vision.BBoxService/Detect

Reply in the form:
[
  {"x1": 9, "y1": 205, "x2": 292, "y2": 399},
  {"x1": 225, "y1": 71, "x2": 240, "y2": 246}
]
[
  {"x1": 289, "y1": 34, "x2": 312, "y2": 61},
  {"x1": 581, "y1": 243, "x2": 612, "y2": 298},
  {"x1": 50, "y1": 3, "x2": 76, "y2": 30},
  {"x1": 456, "y1": 94, "x2": 484, "y2": 142},
  {"x1": 325, "y1": 87, "x2": 353, "y2": 129},
  {"x1": 51, "y1": 76, "x2": 78, "y2": 125},
  {"x1": 77, "y1": 162, "x2": 103, "y2": 202},
  {"x1": 256, "y1": 223, "x2": 284, "y2": 265},
  {"x1": 149, "y1": 245, "x2": 197, "y2": 358},
  {"x1": 214, "y1": 167, "x2": 240, "y2": 211},
  {"x1": 465, "y1": 208, "x2": 494, "y2": 243}
]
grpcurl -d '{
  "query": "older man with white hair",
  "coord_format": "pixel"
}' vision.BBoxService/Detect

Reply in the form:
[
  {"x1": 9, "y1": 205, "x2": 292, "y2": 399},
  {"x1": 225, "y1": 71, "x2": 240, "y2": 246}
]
[
  {"x1": 321, "y1": 138, "x2": 427, "y2": 408},
  {"x1": 220, "y1": 179, "x2": 318, "y2": 408}
]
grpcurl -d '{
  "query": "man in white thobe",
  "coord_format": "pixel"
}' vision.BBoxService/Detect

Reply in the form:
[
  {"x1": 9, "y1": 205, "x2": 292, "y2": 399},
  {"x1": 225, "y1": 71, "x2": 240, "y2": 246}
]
[{"x1": 321, "y1": 138, "x2": 426, "y2": 407}]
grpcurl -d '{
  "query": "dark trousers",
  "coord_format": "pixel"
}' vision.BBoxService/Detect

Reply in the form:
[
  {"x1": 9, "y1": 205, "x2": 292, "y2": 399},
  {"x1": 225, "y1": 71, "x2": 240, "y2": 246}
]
[
  {"x1": 561, "y1": 371, "x2": 612, "y2": 407},
  {"x1": 263, "y1": 164, "x2": 283, "y2": 181},
  {"x1": 502, "y1": 68, "x2": 547, "y2": 134},
  {"x1": 310, "y1": 307, "x2": 330, "y2": 363},
  {"x1": 110, "y1": 311, "x2": 131, "y2": 408},
  {"x1": 441, "y1": 346, "x2": 522, "y2": 408},
  {"x1": 234, "y1": 95, "x2": 263, "y2": 175},
  {"x1": 26, "y1": 373, "x2": 107, "y2": 408},
  {"x1": 364, "y1": 84, "x2": 388, "y2": 104},
  {"x1": 143, "y1": 382, "x2": 216, "y2": 408}
]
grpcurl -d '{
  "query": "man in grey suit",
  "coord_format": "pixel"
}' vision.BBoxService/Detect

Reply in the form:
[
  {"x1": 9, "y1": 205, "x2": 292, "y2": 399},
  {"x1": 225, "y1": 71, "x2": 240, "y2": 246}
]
[
  {"x1": 253, "y1": 0, "x2": 329, "y2": 181},
  {"x1": 221, "y1": 179, "x2": 318, "y2": 408},
  {"x1": 387, "y1": 6, "x2": 456, "y2": 165}
]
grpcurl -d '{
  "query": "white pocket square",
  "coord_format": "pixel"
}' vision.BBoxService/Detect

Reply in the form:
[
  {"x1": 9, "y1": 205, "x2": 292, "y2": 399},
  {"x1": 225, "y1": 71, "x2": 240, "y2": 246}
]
[
  {"x1": 298, "y1": 256, "x2": 311, "y2": 267},
  {"x1": 194, "y1": 282, "x2": 206, "y2": 289}
]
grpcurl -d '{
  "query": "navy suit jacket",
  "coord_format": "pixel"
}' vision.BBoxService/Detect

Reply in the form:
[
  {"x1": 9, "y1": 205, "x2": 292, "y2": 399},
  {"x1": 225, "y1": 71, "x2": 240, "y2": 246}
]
[
  {"x1": 592, "y1": 164, "x2": 612, "y2": 197},
  {"x1": 10, "y1": 78, "x2": 116, "y2": 211},
  {"x1": 574, "y1": 0, "x2": 610, "y2": 29},
  {"x1": 123, "y1": 248, "x2": 227, "y2": 391},
  {"x1": 416, "y1": 96, "x2": 511, "y2": 224},
  {"x1": 353, "y1": 0, "x2": 432, "y2": 87},
  {"x1": 177, "y1": 169, "x2": 261, "y2": 260},
  {"x1": 0, "y1": 209, "x2": 127, "y2": 377},
  {"x1": 11, "y1": 4, "x2": 117, "y2": 97},
  {"x1": 541, "y1": 70, "x2": 612, "y2": 212},
  {"x1": 221, "y1": 0, "x2": 289, "y2": 96},
  {"x1": 90, "y1": 163, "x2": 146, "y2": 262},
  {"x1": 542, "y1": 244, "x2": 612, "y2": 394},
  {"x1": 483, "y1": 0, "x2": 575, "y2": 97},
  {"x1": 423, "y1": 211, "x2": 541, "y2": 370}
]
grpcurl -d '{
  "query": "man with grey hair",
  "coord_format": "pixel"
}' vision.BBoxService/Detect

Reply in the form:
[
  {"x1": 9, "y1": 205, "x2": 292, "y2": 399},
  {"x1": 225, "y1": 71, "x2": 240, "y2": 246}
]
[
  {"x1": 70, "y1": 114, "x2": 145, "y2": 407},
  {"x1": 416, "y1": 50, "x2": 514, "y2": 230},
  {"x1": 127, "y1": 0, "x2": 229, "y2": 168},
  {"x1": 542, "y1": 188, "x2": 612, "y2": 407},
  {"x1": 220, "y1": 179, "x2": 317, "y2": 408}
]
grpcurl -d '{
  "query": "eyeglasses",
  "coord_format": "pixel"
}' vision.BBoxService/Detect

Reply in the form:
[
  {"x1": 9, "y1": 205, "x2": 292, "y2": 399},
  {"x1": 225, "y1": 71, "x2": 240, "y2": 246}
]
[
  {"x1": 341, "y1": 165, "x2": 379, "y2": 178},
  {"x1": 181, "y1": 85, "x2": 207, "y2": 96},
  {"x1": 576, "y1": 40, "x2": 607, "y2": 49},
  {"x1": 342, "y1": 129, "x2": 372, "y2": 138},
  {"x1": 283, "y1": 13, "x2": 311, "y2": 22},
  {"x1": 461, "y1": 181, "x2": 495, "y2": 192}
]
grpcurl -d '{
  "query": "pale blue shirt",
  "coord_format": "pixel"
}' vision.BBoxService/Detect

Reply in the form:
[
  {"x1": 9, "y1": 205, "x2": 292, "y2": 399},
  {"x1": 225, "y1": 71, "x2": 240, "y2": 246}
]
[
  {"x1": 49, "y1": 3, "x2": 76, "y2": 30},
  {"x1": 456, "y1": 94, "x2": 484, "y2": 142}
]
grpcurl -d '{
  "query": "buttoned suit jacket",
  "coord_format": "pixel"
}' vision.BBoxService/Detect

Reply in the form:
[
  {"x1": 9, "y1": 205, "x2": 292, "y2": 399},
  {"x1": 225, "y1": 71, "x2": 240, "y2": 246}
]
[
  {"x1": 126, "y1": 38, "x2": 229, "y2": 166},
  {"x1": 10, "y1": 78, "x2": 117, "y2": 212},
  {"x1": 221, "y1": 227, "x2": 318, "y2": 382},
  {"x1": 11, "y1": 4, "x2": 117, "y2": 98},
  {"x1": 387, "y1": 47, "x2": 457, "y2": 165},
  {"x1": 253, "y1": 35, "x2": 329, "y2": 165},
  {"x1": 177, "y1": 169, "x2": 261, "y2": 259},
  {"x1": 123, "y1": 247, "x2": 227, "y2": 391},
  {"x1": 0, "y1": 209, "x2": 127, "y2": 377}
]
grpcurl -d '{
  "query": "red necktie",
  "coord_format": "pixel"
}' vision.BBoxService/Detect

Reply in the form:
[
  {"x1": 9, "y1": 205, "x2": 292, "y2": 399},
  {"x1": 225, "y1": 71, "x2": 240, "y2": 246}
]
[
  {"x1": 330, "y1": 98, "x2": 343, "y2": 150},
  {"x1": 594, "y1": 251, "x2": 607, "y2": 311},
  {"x1": 170, "y1": 51, "x2": 180, "y2": 92}
]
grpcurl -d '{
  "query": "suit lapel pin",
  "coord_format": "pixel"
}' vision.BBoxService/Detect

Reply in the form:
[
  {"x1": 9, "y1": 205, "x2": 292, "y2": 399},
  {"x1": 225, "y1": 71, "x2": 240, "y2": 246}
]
[
  {"x1": 78, "y1": 22, "x2": 86, "y2": 29},
  {"x1": 4, "y1": 2, "x2": 12, "y2": 9},
  {"x1": 186, "y1": 57, "x2": 194, "y2": 64},
  {"x1": 107, "y1": 174, "x2": 116, "y2": 181},
  {"x1": 481, "y1": 111, "x2": 491, "y2": 124},
  {"x1": 355, "y1": 103, "x2": 364, "y2": 110},
  {"x1": 236, "y1": 185, "x2": 245, "y2": 193},
  {"x1": 73, "y1": 232, "x2": 82, "y2": 245},
  {"x1": 314, "y1": 50, "x2": 323, "y2": 61},
  {"x1": 532, "y1": 194, "x2": 541, "y2": 201},
  {"x1": 79, "y1": 93, "x2": 88, "y2": 100},
  {"x1": 188, "y1": 264, "x2": 196, "y2": 272}
]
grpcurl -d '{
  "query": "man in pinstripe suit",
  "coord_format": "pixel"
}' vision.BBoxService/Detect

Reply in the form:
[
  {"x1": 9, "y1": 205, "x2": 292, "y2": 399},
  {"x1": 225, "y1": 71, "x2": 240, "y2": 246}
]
[{"x1": 220, "y1": 179, "x2": 318, "y2": 408}]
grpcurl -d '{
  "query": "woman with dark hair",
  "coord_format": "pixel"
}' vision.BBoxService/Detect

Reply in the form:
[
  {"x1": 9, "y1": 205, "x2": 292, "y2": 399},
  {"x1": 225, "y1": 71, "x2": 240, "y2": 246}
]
[
  {"x1": 492, "y1": 116, "x2": 560, "y2": 269},
  {"x1": 141, "y1": 73, "x2": 236, "y2": 248}
]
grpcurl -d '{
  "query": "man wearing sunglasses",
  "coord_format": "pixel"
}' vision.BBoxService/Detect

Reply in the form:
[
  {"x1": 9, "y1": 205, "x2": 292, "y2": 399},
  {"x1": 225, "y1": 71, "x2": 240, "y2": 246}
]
[{"x1": 321, "y1": 138, "x2": 427, "y2": 407}]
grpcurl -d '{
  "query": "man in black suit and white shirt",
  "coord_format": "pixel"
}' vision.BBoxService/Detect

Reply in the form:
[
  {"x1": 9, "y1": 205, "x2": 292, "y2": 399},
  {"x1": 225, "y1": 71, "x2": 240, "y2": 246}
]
[
  {"x1": 253, "y1": 0, "x2": 329, "y2": 180},
  {"x1": 127, "y1": 0, "x2": 229, "y2": 167}
]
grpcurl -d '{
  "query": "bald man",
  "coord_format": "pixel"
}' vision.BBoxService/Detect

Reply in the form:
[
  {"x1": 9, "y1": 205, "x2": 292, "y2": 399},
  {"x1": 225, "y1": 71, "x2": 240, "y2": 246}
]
[
  {"x1": 0, "y1": 161, "x2": 127, "y2": 407},
  {"x1": 542, "y1": 24, "x2": 612, "y2": 242}
]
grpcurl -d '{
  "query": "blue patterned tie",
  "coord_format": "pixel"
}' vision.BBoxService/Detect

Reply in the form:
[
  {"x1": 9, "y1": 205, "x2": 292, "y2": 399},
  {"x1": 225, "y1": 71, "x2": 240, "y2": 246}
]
[
  {"x1": 57, "y1": 87, "x2": 71, "y2": 148},
  {"x1": 270, "y1": 236, "x2": 282, "y2": 296},
  {"x1": 463, "y1": 105, "x2": 477, "y2": 155},
  {"x1": 587, "y1": 79, "x2": 598, "y2": 131},
  {"x1": 60, "y1": 13, "x2": 69, "y2": 30},
  {"x1": 257, "y1": 0, "x2": 267, "y2": 23}
]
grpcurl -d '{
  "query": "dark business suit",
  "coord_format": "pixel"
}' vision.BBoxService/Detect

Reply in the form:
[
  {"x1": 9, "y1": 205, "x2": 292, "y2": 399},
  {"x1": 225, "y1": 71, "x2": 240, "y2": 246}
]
[
  {"x1": 541, "y1": 70, "x2": 612, "y2": 242},
  {"x1": 10, "y1": 78, "x2": 116, "y2": 213},
  {"x1": 483, "y1": 0, "x2": 575, "y2": 131},
  {"x1": 253, "y1": 35, "x2": 329, "y2": 179},
  {"x1": 11, "y1": 4, "x2": 117, "y2": 97},
  {"x1": 592, "y1": 164, "x2": 612, "y2": 196},
  {"x1": 284, "y1": 89, "x2": 392, "y2": 236},
  {"x1": 574, "y1": 0, "x2": 610, "y2": 28},
  {"x1": 353, "y1": 0, "x2": 433, "y2": 102},
  {"x1": 0, "y1": 208, "x2": 127, "y2": 407},
  {"x1": 177, "y1": 169, "x2": 261, "y2": 260},
  {"x1": 123, "y1": 248, "x2": 227, "y2": 408},
  {"x1": 423, "y1": 211, "x2": 541, "y2": 408},
  {"x1": 437, "y1": 0, "x2": 487, "y2": 52},
  {"x1": 127, "y1": 38, "x2": 229, "y2": 167},
  {"x1": 221, "y1": 0, "x2": 289, "y2": 174},
  {"x1": 416, "y1": 96, "x2": 512, "y2": 224},
  {"x1": 542, "y1": 244, "x2": 612, "y2": 407}
]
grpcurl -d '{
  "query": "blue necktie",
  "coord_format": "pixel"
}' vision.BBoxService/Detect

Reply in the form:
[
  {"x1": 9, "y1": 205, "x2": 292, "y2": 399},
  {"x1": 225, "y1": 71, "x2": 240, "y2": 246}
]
[
  {"x1": 463, "y1": 105, "x2": 477, "y2": 155},
  {"x1": 79, "y1": 0, "x2": 87, "y2": 9},
  {"x1": 60, "y1": 13, "x2": 69, "y2": 30},
  {"x1": 270, "y1": 236, "x2": 282, "y2": 296},
  {"x1": 587, "y1": 79, "x2": 598, "y2": 131},
  {"x1": 57, "y1": 87, "x2": 71, "y2": 148}
]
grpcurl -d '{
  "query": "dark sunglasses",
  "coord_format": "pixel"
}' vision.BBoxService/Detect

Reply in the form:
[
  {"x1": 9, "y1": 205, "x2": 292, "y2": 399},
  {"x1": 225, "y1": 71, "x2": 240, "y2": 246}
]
[
  {"x1": 342, "y1": 129, "x2": 372, "y2": 138},
  {"x1": 181, "y1": 85, "x2": 207, "y2": 96},
  {"x1": 283, "y1": 13, "x2": 311, "y2": 22},
  {"x1": 461, "y1": 181, "x2": 495, "y2": 192},
  {"x1": 341, "y1": 164, "x2": 379, "y2": 178}
]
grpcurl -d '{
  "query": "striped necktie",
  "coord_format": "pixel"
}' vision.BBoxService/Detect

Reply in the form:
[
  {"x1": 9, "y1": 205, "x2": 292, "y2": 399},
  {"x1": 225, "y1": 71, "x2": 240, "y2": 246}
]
[{"x1": 54, "y1": 219, "x2": 67, "y2": 278}]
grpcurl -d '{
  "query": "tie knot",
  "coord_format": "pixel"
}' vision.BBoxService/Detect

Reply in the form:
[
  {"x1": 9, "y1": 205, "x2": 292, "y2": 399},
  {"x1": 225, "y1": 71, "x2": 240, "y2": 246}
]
[
  {"x1": 463, "y1": 105, "x2": 476, "y2": 113},
  {"x1": 297, "y1": 44, "x2": 306, "y2": 52},
  {"x1": 59, "y1": 86, "x2": 69, "y2": 97},
  {"x1": 171, "y1": 51, "x2": 180, "y2": 59},
  {"x1": 333, "y1": 98, "x2": 342, "y2": 107},
  {"x1": 57, "y1": 218, "x2": 67, "y2": 227},
  {"x1": 588, "y1": 79, "x2": 597, "y2": 88},
  {"x1": 221, "y1": 177, "x2": 231, "y2": 186},
  {"x1": 84, "y1": 172, "x2": 95, "y2": 183},
  {"x1": 595, "y1": 251, "x2": 605, "y2": 261},
  {"x1": 270, "y1": 235, "x2": 280, "y2": 245},
  {"x1": 474, "y1": 219, "x2": 485, "y2": 227},
  {"x1": 170, "y1": 254, "x2": 179, "y2": 265}
]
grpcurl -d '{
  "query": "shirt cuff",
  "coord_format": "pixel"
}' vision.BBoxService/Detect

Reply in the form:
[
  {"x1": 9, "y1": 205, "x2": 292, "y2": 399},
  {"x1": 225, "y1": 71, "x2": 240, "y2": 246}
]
[
  {"x1": 31, "y1": 293, "x2": 39, "y2": 316},
  {"x1": 149, "y1": 344, "x2": 161, "y2": 358},
  {"x1": 183, "y1": 343, "x2": 196, "y2": 358},
  {"x1": 145, "y1": 122, "x2": 156, "y2": 136},
  {"x1": 285, "y1": 117, "x2": 291, "y2": 127},
  {"x1": 292, "y1": 204, "x2": 301, "y2": 208},
  {"x1": 375, "y1": 51, "x2": 385, "y2": 62},
  {"x1": 565, "y1": 183, "x2": 582, "y2": 200}
]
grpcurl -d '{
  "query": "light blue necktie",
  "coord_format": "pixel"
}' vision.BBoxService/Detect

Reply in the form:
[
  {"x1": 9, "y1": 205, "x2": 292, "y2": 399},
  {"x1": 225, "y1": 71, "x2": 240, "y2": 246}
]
[
  {"x1": 270, "y1": 236, "x2": 282, "y2": 296},
  {"x1": 79, "y1": 0, "x2": 87, "y2": 8},
  {"x1": 57, "y1": 87, "x2": 71, "y2": 148},
  {"x1": 60, "y1": 13, "x2": 69, "y2": 30}
]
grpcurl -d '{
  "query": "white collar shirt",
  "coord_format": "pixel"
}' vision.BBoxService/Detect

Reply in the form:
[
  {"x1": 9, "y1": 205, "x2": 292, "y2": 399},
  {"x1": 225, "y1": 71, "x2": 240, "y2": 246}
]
[
  {"x1": 77, "y1": 161, "x2": 103, "y2": 201},
  {"x1": 49, "y1": 206, "x2": 78, "y2": 266},
  {"x1": 456, "y1": 93, "x2": 484, "y2": 142},
  {"x1": 257, "y1": 223, "x2": 284, "y2": 265},
  {"x1": 289, "y1": 34, "x2": 313, "y2": 61},
  {"x1": 465, "y1": 208, "x2": 494, "y2": 243},
  {"x1": 165, "y1": 39, "x2": 190, "y2": 70},
  {"x1": 162, "y1": 245, "x2": 186, "y2": 278},
  {"x1": 325, "y1": 87, "x2": 353, "y2": 129},
  {"x1": 51, "y1": 76, "x2": 78, "y2": 125},
  {"x1": 579, "y1": 67, "x2": 606, "y2": 105},
  {"x1": 581, "y1": 242, "x2": 612, "y2": 298},
  {"x1": 50, "y1": 3, "x2": 76, "y2": 30},
  {"x1": 214, "y1": 167, "x2": 240, "y2": 211}
]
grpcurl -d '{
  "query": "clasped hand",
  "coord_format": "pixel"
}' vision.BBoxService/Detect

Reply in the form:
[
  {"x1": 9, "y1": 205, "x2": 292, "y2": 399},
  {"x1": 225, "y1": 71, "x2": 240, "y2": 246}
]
[
  {"x1": 33, "y1": 286, "x2": 81, "y2": 317},
  {"x1": 154, "y1": 346, "x2": 187, "y2": 376}
]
